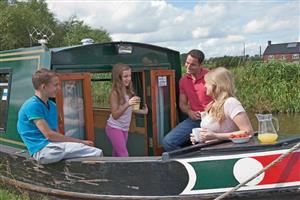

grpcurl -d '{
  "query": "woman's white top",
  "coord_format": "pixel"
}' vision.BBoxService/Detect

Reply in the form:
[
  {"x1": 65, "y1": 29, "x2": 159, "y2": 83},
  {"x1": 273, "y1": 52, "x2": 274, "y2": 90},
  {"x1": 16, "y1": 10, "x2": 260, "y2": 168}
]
[{"x1": 200, "y1": 97, "x2": 245, "y2": 133}]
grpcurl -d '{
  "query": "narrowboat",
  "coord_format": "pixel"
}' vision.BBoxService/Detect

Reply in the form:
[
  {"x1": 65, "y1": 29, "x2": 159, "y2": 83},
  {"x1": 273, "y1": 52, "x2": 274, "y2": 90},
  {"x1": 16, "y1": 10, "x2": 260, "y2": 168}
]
[{"x1": 0, "y1": 42, "x2": 299, "y2": 199}]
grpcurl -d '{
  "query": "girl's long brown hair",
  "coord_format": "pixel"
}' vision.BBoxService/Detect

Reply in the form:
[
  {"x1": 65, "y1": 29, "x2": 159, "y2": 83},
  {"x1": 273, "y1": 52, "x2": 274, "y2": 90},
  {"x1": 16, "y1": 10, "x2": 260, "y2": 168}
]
[
  {"x1": 110, "y1": 63, "x2": 135, "y2": 105},
  {"x1": 204, "y1": 67, "x2": 235, "y2": 123}
]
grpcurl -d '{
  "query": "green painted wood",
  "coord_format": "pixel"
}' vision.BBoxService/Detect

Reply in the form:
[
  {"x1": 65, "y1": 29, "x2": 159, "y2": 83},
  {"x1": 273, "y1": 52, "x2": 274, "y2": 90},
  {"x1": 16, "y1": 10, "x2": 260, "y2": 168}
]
[
  {"x1": 94, "y1": 127, "x2": 147, "y2": 156},
  {"x1": 191, "y1": 159, "x2": 239, "y2": 189},
  {"x1": 0, "y1": 46, "x2": 50, "y2": 147}
]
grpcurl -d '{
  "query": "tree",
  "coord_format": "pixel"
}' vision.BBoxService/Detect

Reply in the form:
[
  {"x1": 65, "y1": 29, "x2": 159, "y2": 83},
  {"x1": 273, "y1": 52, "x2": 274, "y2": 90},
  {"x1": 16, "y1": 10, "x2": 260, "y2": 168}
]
[
  {"x1": 0, "y1": 0, "x2": 62, "y2": 50},
  {"x1": 60, "y1": 16, "x2": 111, "y2": 46},
  {"x1": 0, "y1": 0, "x2": 111, "y2": 51}
]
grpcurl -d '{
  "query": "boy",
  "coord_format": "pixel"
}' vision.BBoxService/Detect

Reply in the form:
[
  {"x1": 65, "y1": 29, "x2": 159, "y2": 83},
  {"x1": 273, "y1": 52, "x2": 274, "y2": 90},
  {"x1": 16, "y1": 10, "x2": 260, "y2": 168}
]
[{"x1": 17, "y1": 69, "x2": 102, "y2": 164}]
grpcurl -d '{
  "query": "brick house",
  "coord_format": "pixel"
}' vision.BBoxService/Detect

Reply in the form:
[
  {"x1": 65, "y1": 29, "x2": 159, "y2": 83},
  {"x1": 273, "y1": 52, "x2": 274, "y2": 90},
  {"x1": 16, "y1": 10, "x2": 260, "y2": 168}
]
[{"x1": 263, "y1": 41, "x2": 300, "y2": 62}]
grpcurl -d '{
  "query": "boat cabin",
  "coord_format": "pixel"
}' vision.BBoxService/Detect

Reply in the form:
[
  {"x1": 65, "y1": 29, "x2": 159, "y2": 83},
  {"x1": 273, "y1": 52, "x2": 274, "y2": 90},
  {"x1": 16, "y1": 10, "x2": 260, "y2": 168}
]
[{"x1": 0, "y1": 42, "x2": 182, "y2": 156}]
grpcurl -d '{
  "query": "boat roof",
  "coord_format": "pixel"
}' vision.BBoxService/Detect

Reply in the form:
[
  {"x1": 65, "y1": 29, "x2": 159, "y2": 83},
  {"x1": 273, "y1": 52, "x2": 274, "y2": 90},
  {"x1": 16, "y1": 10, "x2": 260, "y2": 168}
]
[{"x1": 50, "y1": 41, "x2": 179, "y2": 54}]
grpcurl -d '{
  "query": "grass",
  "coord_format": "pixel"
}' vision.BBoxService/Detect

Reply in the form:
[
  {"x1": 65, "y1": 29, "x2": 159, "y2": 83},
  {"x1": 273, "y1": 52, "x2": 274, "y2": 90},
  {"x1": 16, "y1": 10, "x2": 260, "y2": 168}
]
[
  {"x1": 0, "y1": 186, "x2": 29, "y2": 200},
  {"x1": 0, "y1": 185, "x2": 49, "y2": 200},
  {"x1": 232, "y1": 61, "x2": 300, "y2": 113}
]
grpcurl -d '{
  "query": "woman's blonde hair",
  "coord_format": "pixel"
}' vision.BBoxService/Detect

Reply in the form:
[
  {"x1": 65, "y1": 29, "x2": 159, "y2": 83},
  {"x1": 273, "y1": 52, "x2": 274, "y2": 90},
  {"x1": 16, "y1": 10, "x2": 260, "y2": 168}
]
[
  {"x1": 111, "y1": 63, "x2": 135, "y2": 105},
  {"x1": 204, "y1": 67, "x2": 235, "y2": 122}
]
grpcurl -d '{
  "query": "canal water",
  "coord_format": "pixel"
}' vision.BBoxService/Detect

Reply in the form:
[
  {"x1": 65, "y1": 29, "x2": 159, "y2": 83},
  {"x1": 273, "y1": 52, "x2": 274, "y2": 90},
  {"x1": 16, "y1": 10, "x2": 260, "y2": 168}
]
[{"x1": 249, "y1": 112, "x2": 300, "y2": 137}]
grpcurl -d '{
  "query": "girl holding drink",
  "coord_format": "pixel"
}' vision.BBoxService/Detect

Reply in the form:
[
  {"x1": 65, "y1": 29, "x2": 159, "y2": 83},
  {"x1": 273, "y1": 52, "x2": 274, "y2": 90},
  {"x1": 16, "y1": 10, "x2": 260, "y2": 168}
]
[{"x1": 105, "y1": 64, "x2": 148, "y2": 157}]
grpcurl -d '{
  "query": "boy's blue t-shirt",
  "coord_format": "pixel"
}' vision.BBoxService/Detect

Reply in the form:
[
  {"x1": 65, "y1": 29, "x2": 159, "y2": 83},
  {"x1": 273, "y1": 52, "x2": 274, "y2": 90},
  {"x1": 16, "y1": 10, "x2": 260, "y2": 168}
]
[{"x1": 17, "y1": 96, "x2": 58, "y2": 156}]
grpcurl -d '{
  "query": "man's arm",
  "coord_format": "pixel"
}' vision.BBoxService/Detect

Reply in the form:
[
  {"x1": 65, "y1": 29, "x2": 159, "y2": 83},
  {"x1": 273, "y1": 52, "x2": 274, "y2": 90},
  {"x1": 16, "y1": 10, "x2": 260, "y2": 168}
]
[
  {"x1": 179, "y1": 93, "x2": 189, "y2": 115},
  {"x1": 179, "y1": 93, "x2": 201, "y2": 121},
  {"x1": 34, "y1": 119, "x2": 94, "y2": 146}
]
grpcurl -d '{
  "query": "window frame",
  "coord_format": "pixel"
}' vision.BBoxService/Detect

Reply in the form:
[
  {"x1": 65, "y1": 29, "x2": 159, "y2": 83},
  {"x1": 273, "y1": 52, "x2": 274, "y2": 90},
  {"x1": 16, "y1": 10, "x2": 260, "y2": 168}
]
[
  {"x1": 91, "y1": 71, "x2": 112, "y2": 109},
  {"x1": 292, "y1": 54, "x2": 299, "y2": 60},
  {"x1": 56, "y1": 73, "x2": 95, "y2": 141},
  {"x1": 268, "y1": 55, "x2": 274, "y2": 60},
  {"x1": 0, "y1": 68, "x2": 13, "y2": 133}
]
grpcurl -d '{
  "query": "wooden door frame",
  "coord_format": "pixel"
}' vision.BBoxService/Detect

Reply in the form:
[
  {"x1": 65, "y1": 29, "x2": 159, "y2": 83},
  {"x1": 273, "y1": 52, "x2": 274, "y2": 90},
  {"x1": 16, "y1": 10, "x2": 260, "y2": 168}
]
[
  {"x1": 56, "y1": 73, "x2": 95, "y2": 141},
  {"x1": 150, "y1": 70, "x2": 176, "y2": 155}
]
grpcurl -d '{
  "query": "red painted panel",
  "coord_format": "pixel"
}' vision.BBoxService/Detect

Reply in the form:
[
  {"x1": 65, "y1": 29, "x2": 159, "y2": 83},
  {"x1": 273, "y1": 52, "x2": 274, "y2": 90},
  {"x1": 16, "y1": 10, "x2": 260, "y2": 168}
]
[{"x1": 253, "y1": 152, "x2": 300, "y2": 184}]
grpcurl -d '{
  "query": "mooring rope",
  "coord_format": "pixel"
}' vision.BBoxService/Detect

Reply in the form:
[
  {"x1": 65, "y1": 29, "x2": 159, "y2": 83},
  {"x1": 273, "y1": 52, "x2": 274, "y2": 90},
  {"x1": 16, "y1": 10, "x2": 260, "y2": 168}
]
[{"x1": 214, "y1": 141, "x2": 300, "y2": 200}]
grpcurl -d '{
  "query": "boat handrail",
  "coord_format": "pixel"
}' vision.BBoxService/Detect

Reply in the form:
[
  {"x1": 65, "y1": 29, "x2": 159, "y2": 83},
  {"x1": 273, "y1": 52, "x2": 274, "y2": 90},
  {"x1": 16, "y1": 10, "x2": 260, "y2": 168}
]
[
  {"x1": 162, "y1": 139, "x2": 230, "y2": 161},
  {"x1": 162, "y1": 136, "x2": 300, "y2": 161}
]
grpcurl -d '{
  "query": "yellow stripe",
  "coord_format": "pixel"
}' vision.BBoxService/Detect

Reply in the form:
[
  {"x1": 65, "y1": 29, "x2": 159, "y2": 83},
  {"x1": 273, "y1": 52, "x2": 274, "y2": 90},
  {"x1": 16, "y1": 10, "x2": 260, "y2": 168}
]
[
  {"x1": 0, "y1": 56, "x2": 41, "y2": 69},
  {"x1": 0, "y1": 137, "x2": 25, "y2": 146},
  {"x1": 0, "y1": 49, "x2": 45, "y2": 57}
]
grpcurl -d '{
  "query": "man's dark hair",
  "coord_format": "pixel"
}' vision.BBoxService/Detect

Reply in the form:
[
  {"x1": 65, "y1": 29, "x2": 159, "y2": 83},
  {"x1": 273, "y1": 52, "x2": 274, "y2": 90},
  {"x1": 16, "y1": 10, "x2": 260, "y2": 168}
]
[
  {"x1": 32, "y1": 68, "x2": 56, "y2": 90},
  {"x1": 187, "y1": 49, "x2": 205, "y2": 64}
]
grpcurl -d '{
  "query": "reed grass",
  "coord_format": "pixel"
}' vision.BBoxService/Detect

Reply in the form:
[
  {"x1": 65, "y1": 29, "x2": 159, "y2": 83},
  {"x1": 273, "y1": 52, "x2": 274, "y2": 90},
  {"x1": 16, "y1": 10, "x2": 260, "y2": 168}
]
[
  {"x1": 232, "y1": 61, "x2": 300, "y2": 113},
  {"x1": 0, "y1": 186, "x2": 29, "y2": 200}
]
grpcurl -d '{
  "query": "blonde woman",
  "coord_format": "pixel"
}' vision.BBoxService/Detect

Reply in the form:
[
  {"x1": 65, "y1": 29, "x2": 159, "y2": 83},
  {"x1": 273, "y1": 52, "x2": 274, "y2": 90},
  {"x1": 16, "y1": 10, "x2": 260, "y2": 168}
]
[{"x1": 190, "y1": 67, "x2": 253, "y2": 144}]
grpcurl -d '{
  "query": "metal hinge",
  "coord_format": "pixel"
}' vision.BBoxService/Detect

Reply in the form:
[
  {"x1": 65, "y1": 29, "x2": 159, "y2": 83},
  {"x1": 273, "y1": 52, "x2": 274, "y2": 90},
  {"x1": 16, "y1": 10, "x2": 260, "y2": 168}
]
[{"x1": 148, "y1": 137, "x2": 153, "y2": 148}]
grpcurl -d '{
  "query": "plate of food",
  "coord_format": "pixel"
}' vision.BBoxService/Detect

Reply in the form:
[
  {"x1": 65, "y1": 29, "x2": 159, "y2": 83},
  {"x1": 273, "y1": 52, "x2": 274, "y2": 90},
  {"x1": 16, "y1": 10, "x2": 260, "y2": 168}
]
[{"x1": 229, "y1": 133, "x2": 251, "y2": 144}]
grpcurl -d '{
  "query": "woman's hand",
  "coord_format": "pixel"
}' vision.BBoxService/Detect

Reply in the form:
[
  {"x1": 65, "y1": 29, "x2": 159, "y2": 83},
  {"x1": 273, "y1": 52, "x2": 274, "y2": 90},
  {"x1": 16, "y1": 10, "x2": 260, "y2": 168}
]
[
  {"x1": 190, "y1": 133, "x2": 197, "y2": 145},
  {"x1": 199, "y1": 128, "x2": 216, "y2": 142}
]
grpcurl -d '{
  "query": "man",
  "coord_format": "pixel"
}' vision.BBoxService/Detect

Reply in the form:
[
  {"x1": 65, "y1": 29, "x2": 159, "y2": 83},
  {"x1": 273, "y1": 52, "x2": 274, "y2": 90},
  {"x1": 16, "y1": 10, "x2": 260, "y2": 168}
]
[
  {"x1": 17, "y1": 69, "x2": 102, "y2": 164},
  {"x1": 163, "y1": 49, "x2": 212, "y2": 151}
]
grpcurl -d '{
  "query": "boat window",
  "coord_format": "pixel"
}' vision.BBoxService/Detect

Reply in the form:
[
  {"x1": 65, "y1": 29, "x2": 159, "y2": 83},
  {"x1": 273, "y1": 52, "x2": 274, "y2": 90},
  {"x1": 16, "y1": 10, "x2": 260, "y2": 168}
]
[
  {"x1": 91, "y1": 72, "x2": 112, "y2": 108},
  {"x1": 0, "y1": 69, "x2": 11, "y2": 133},
  {"x1": 62, "y1": 80, "x2": 85, "y2": 139},
  {"x1": 91, "y1": 71, "x2": 144, "y2": 110}
]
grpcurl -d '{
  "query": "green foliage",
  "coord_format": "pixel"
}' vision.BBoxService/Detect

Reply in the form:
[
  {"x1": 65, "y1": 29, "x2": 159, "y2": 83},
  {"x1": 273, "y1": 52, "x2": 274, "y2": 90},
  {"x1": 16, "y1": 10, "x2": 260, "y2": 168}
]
[
  {"x1": 233, "y1": 61, "x2": 300, "y2": 113},
  {"x1": 0, "y1": 0, "x2": 60, "y2": 50},
  {"x1": 0, "y1": 0, "x2": 111, "y2": 51},
  {"x1": 91, "y1": 73, "x2": 112, "y2": 108},
  {"x1": 0, "y1": 184, "x2": 49, "y2": 200},
  {"x1": 0, "y1": 186, "x2": 29, "y2": 200},
  {"x1": 61, "y1": 16, "x2": 111, "y2": 46},
  {"x1": 180, "y1": 53, "x2": 187, "y2": 66},
  {"x1": 207, "y1": 56, "x2": 248, "y2": 68}
]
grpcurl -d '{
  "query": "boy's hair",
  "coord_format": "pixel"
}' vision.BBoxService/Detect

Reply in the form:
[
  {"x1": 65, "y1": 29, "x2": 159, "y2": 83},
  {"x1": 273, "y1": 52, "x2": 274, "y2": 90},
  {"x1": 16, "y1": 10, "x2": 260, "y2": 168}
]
[
  {"x1": 187, "y1": 49, "x2": 205, "y2": 64},
  {"x1": 32, "y1": 68, "x2": 57, "y2": 90}
]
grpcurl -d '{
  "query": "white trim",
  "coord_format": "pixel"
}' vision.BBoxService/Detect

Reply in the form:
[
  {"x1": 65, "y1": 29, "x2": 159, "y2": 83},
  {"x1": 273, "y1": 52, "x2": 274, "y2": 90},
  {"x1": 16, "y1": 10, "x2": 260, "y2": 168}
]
[
  {"x1": 177, "y1": 148, "x2": 300, "y2": 163},
  {"x1": 181, "y1": 181, "x2": 300, "y2": 195},
  {"x1": 178, "y1": 159, "x2": 197, "y2": 194},
  {"x1": 176, "y1": 149, "x2": 300, "y2": 195}
]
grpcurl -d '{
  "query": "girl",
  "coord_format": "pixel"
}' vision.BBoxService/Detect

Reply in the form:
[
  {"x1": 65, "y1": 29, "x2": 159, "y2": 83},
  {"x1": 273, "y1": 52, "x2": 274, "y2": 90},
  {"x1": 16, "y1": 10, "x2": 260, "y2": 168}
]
[
  {"x1": 105, "y1": 64, "x2": 148, "y2": 157},
  {"x1": 190, "y1": 67, "x2": 253, "y2": 144}
]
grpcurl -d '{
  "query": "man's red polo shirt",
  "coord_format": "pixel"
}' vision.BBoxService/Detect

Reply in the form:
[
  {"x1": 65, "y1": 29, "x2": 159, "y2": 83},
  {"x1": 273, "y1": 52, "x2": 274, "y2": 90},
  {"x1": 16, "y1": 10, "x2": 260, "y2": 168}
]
[{"x1": 179, "y1": 68, "x2": 212, "y2": 112}]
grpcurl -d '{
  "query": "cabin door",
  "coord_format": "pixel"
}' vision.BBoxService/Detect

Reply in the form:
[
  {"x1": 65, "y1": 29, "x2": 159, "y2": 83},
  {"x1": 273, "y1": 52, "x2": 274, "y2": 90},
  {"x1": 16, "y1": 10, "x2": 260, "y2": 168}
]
[
  {"x1": 150, "y1": 70, "x2": 177, "y2": 155},
  {"x1": 56, "y1": 73, "x2": 94, "y2": 141}
]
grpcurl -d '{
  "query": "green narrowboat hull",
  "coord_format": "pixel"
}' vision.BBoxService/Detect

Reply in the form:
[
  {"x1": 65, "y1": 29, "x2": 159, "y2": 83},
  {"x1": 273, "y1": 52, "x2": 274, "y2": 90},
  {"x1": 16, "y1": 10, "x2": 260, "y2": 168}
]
[{"x1": 0, "y1": 137, "x2": 299, "y2": 199}]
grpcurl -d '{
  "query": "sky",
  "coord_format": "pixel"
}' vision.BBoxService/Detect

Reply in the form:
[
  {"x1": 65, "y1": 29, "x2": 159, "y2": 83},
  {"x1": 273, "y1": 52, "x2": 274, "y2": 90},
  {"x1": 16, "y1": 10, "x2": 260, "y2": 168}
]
[{"x1": 46, "y1": 0, "x2": 300, "y2": 58}]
